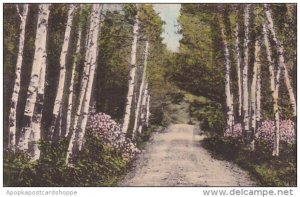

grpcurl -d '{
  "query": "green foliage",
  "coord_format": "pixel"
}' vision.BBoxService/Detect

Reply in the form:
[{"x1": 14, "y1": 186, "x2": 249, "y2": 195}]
[
  {"x1": 189, "y1": 98, "x2": 226, "y2": 133},
  {"x1": 123, "y1": 4, "x2": 137, "y2": 24},
  {"x1": 4, "y1": 133, "x2": 129, "y2": 186},
  {"x1": 171, "y1": 4, "x2": 225, "y2": 103},
  {"x1": 168, "y1": 92, "x2": 185, "y2": 104},
  {"x1": 96, "y1": 10, "x2": 131, "y2": 120},
  {"x1": 139, "y1": 4, "x2": 164, "y2": 42},
  {"x1": 136, "y1": 125, "x2": 160, "y2": 150},
  {"x1": 202, "y1": 135, "x2": 296, "y2": 186}
]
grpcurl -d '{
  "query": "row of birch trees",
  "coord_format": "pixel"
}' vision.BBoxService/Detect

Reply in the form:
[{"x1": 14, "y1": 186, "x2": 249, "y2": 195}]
[
  {"x1": 5, "y1": 4, "x2": 164, "y2": 162},
  {"x1": 219, "y1": 4, "x2": 296, "y2": 156},
  {"x1": 175, "y1": 4, "x2": 295, "y2": 157}
]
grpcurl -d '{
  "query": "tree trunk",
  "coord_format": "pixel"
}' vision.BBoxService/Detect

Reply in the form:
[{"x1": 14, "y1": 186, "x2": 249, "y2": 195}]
[
  {"x1": 18, "y1": 5, "x2": 50, "y2": 160},
  {"x1": 65, "y1": 19, "x2": 82, "y2": 138},
  {"x1": 273, "y1": 62, "x2": 281, "y2": 156},
  {"x1": 8, "y1": 4, "x2": 29, "y2": 151},
  {"x1": 234, "y1": 22, "x2": 242, "y2": 118},
  {"x1": 49, "y1": 5, "x2": 75, "y2": 139},
  {"x1": 146, "y1": 90, "x2": 150, "y2": 127},
  {"x1": 138, "y1": 82, "x2": 148, "y2": 134},
  {"x1": 250, "y1": 40, "x2": 260, "y2": 150},
  {"x1": 220, "y1": 21, "x2": 234, "y2": 133},
  {"x1": 122, "y1": 12, "x2": 139, "y2": 134},
  {"x1": 66, "y1": 4, "x2": 102, "y2": 163},
  {"x1": 264, "y1": 4, "x2": 296, "y2": 117},
  {"x1": 30, "y1": 60, "x2": 46, "y2": 160},
  {"x1": 133, "y1": 41, "x2": 149, "y2": 138},
  {"x1": 256, "y1": 49, "x2": 261, "y2": 128},
  {"x1": 262, "y1": 23, "x2": 281, "y2": 156},
  {"x1": 242, "y1": 4, "x2": 250, "y2": 142}
]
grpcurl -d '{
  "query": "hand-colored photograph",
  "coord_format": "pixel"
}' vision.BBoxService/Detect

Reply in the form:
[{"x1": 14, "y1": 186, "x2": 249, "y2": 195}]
[{"x1": 3, "y1": 3, "x2": 296, "y2": 187}]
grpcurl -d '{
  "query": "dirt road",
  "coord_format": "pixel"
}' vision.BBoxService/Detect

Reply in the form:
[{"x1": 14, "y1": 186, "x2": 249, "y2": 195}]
[{"x1": 119, "y1": 124, "x2": 255, "y2": 186}]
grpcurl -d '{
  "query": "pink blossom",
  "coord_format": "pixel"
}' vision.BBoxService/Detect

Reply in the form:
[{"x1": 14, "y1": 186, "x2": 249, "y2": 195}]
[
  {"x1": 87, "y1": 112, "x2": 140, "y2": 159},
  {"x1": 224, "y1": 120, "x2": 296, "y2": 145}
]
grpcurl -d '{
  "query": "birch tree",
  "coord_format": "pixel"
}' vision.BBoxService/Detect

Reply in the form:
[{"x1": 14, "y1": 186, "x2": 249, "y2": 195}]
[
  {"x1": 256, "y1": 49, "x2": 261, "y2": 127},
  {"x1": 122, "y1": 11, "x2": 139, "y2": 134},
  {"x1": 133, "y1": 41, "x2": 149, "y2": 137},
  {"x1": 138, "y1": 82, "x2": 148, "y2": 134},
  {"x1": 262, "y1": 23, "x2": 281, "y2": 156},
  {"x1": 234, "y1": 22, "x2": 242, "y2": 117},
  {"x1": 65, "y1": 16, "x2": 83, "y2": 138},
  {"x1": 264, "y1": 4, "x2": 296, "y2": 117},
  {"x1": 18, "y1": 5, "x2": 50, "y2": 160},
  {"x1": 67, "y1": 4, "x2": 102, "y2": 163},
  {"x1": 146, "y1": 92, "x2": 150, "y2": 127},
  {"x1": 67, "y1": 12, "x2": 93, "y2": 162},
  {"x1": 8, "y1": 4, "x2": 29, "y2": 151},
  {"x1": 77, "y1": 4, "x2": 103, "y2": 152},
  {"x1": 49, "y1": 5, "x2": 76, "y2": 139},
  {"x1": 250, "y1": 40, "x2": 261, "y2": 150},
  {"x1": 219, "y1": 20, "x2": 234, "y2": 133},
  {"x1": 242, "y1": 4, "x2": 250, "y2": 141}
]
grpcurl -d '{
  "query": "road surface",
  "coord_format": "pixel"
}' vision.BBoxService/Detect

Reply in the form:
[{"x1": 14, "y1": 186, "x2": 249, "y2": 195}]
[{"x1": 119, "y1": 124, "x2": 255, "y2": 186}]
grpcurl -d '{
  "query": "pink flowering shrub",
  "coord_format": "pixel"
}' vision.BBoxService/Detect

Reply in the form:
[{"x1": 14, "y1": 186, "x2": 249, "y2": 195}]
[
  {"x1": 87, "y1": 112, "x2": 140, "y2": 160},
  {"x1": 224, "y1": 123, "x2": 243, "y2": 138},
  {"x1": 224, "y1": 120, "x2": 296, "y2": 145},
  {"x1": 257, "y1": 120, "x2": 296, "y2": 145}
]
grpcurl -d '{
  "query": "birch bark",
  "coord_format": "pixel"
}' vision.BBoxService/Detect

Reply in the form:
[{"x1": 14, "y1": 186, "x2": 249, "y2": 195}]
[
  {"x1": 256, "y1": 50, "x2": 261, "y2": 127},
  {"x1": 264, "y1": 4, "x2": 296, "y2": 117},
  {"x1": 263, "y1": 23, "x2": 281, "y2": 156},
  {"x1": 220, "y1": 22, "x2": 234, "y2": 133},
  {"x1": 234, "y1": 22, "x2": 242, "y2": 117},
  {"x1": 77, "y1": 4, "x2": 102, "y2": 151},
  {"x1": 66, "y1": 4, "x2": 102, "y2": 163},
  {"x1": 18, "y1": 5, "x2": 50, "y2": 159},
  {"x1": 242, "y1": 4, "x2": 250, "y2": 141},
  {"x1": 250, "y1": 40, "x2": 260, "y2": 150},
  {"x1": 146, "y1": 91, "x2": 150, "y2": 127},
  {"x1": 8, "y1": 4, "x2": 29, "y2": 151},
  {"x1": 65, "y1": 20, "x2": 82, "y2": 138},
  {"x1": 122, "y1": 12, "x2": 139, "y2": 134},
  {"x1": 49, "y1": 5, "x2": 75, "y2": 138},
  {"x1": 138, "y1": 83, "x2": 148, "y2": 134},
  {"x1": 133, "y1": 41, "x2": 149, "y2": 137}
]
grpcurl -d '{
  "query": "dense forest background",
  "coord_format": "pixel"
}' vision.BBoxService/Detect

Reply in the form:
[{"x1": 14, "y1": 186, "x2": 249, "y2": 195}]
[{"x1": 3, "y1": 3, "x2": 296, "y2": 186}]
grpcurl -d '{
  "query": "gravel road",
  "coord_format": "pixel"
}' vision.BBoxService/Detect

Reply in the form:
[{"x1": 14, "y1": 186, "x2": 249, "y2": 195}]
[{"x1": 119, "y1": 124, "x2": 255, "y2": 186}]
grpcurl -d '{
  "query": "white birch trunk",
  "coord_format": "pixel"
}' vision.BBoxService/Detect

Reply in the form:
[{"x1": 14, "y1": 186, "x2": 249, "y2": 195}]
[
  {"x1": 66, "y1": 4, "x2": 102, "y2": 163},
  {"x1": 122, "y1": 13, "x2": 139, "y2": 134},
  {"x1": 8, "y1": 4, "x2": 29, "y2": 151},
  {"x1": 30, "y1": 60, "x2": 46, "y2": 160},
  {"x1": 256, "y1": 51, "x2": 261, "y2": 126},
  {"x1": 250, "y1": 40, "x2": 260, "y2": 150},
  {"x1": 234, "y1": 22, "x2": 242, "y2": 117},
  {"x1": 273, "y1": 63, "x2": 281, "y2": 156},
  {"x1": 242, "y1": 4, "x2": 250, "y2": 140},
  {"x1": 264, "y1": 4, "x2": 296, "y2": 117},
  {"x1": 67, "y1": 4, "x2": 92, "y2": 140},
  {"x1": 263, "y1": 23, "x2": 281, "y2": 156},
  {"x1": 138, "y1": 83, "x2": 148, "y2": 134},
  {"x1": 67, "y1": 24, "x2": 93, "y2": 162},
  {"x1": 65, "y1": 22, "x2": 82, "y2": 138},
  {"x1": 49, "y1": 5, "x2": 75, "y2": 138},
  {"x1": 133, "y1": 41, "x2": 149, "y2": 137},
  {"x1": 146, "y1": 92, "x2": 150, "y2": 127},
  {"x1": 220, "y1": 23, "x2": 234, "y2": 133},
  {"x1": 18, "y1": 5, "x2": 50, "y2": 158}
]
